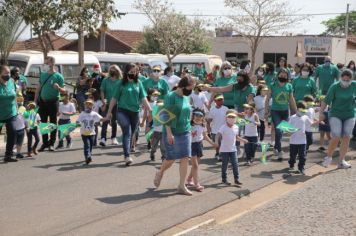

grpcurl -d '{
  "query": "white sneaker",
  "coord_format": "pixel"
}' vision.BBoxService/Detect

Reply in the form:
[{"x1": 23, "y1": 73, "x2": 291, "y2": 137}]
[
  {"x1": 125, "y1": 157, "x2": 133, "y2": 166},
  {"x1": 99, "y1": 138, "x2": 106, "y2": 147},
  {"x1": 112, "y1": 138, "x2": 119, "y2": 145},
  {"x1": 338, "y1": 160, "x2": 351, "y2": 169},
  {"x1": 322, "y1": 156, "x2": 332, "y2": 168},
  {"x1": 274, "y1": 149, "x2": 279, "y2": 156}
]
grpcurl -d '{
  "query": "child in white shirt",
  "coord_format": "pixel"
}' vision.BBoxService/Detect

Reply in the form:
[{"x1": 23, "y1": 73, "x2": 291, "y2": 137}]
[
  {"x1": 243, "y1": 103, "x2": 260, "y2": 165},
  {"x1": 57, "y1": 94, "x2": 76, "y2": 149},
  {"x1": 254, "y1": 85, "x2": 268, "y2": 141},
  {"x1": 303, "y1": 95, "x2": 316, "y2": 152},
  {"x1": 288, "y1": 101, "x2": 313, "y2": 175},
  {"x1": 186, "y1": 108, "x2": 216, "y2": 192},
  {"x1": 14, "y1": 109, "x2": 27, "y2": 159},
  {"x1": 25, "y1": 102, "x2": 41, "y2": 157},
  {"x1": 190, "y1": 84, "x2": 209, "y2": 111},
  {"x1": 206, "y1": 94, "x2": 228, "y2": 161},
  {"x1": 89, "y1": 93, "x2": 103, "y2": 147},
  {"x1": 215, "y1": 110, "x2": 248, "y2": 186},
  {"x1": 77, "y1": 99, "x2": 103, "y2": 164}
]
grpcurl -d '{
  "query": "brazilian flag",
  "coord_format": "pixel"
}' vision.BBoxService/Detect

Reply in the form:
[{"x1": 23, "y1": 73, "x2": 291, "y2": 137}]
[
  {"x1": 152, "y1": 103, "x2": 176, "y2": 125},
  {"x1": 58, "y1": 123, "x2": 80, "y2": 140},
  {"x1": 39, "y1": 122, "x2": 57, "y2": 135},
  {"x1": 276, "y1": 121, "x2": 299, "y2": 133}
]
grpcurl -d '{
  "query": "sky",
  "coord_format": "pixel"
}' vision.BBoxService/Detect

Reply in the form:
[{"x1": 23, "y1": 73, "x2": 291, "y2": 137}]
[{"x1": 19, "y1": 0, "x2": 354, "y2": 40}]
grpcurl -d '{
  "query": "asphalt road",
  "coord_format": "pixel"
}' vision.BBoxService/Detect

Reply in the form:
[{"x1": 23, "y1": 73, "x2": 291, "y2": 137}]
[{"x1": 1, "y1": 131, "x2": 355, "y2": 236}]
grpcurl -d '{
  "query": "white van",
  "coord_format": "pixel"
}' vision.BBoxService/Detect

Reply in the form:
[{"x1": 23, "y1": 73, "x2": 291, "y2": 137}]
[{"x1": 8, "y1": 50, "x2": 101, "y2": 96}]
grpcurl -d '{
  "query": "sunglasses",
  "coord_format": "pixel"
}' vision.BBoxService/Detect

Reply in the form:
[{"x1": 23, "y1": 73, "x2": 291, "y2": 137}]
[{"x1": 153, "y1": 70, "x2": 160, "y2": 73}]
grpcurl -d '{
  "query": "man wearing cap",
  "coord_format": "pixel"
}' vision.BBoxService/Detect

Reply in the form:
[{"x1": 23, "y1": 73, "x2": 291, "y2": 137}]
[
  {"x1": 34, "y1": 56, "x2": 66, "y2": 152},
  {"x1": 315, "y1": 56, "x2": 340, "y2": 95},
  {"x1": 194, "y1": 63, "x2": 207, "y2": 81},
  {"x1": 142, "y1": 65, "x2": 169, "y2": 100}
]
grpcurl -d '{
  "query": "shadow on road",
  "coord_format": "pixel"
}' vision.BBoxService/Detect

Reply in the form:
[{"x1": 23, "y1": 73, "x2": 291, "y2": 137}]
[{"x1": 33, "y1": 161, "x2": 124, "y2": 171}]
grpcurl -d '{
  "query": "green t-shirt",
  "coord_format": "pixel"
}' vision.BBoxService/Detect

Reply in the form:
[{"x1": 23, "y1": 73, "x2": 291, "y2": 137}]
[
  {"x1": 270, "y1": 82, "x2": 293, "y2": 111},
  {"x1": 138, "y1": 74, "x2": 147, "y2": 83},
  {"x1": 315, "y1": 64, "x2": 340, "y2": 95},
  {"x1": 194, "y1": 67, "x2": 207, "y2": 80},
  {"x1": 113, "y1": 80, "x2": 147, "y2": 113},
  {"x1": 324, "y1": 81, "x2": 356, "y2": 120},
  {"x1": 39, "y1": 72, "x2": 64, "y2": 101},
  {"x1": 19, "y1": 75, "x2": 28, "y2": 85},
  {"x1": 233, "y1": 83, "x2": 256, "y2": 109},
  {"x1": 214, "y1": 74, "x2": 237, "y2": 107},
  {"x1": 163, "y1": 91, "x2": 191, "y2": 135},
  {"x1": 291, "y1": 76, "x2": 317, "y2": 102},
  {"x1": 142, "y1": 78, "x2": 169, "y2": 100},
  {"x1": 0, "y1": 79, "x2": 17, "y2": 121},
  {"x1": 275, "y1": 67, "x2": 291, "y2": 78},
  {"x1": 100, "y1": 77, "x2": 121, "y2": 102},
  {"x1": 264, "y1": 72, "x2": 277, "y2": 88}
]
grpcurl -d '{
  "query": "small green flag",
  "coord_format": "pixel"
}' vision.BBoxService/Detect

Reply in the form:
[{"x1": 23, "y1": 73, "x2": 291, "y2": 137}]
[
  {"x1": 145, "y1": 128, "x2": 154, "y2": 141},
  {"x1": 39, "y1": 122, "x2": 57, "y2": 135},
  {"x1": 260, "y1": 142, "x2": 270, "y2": 164},
  {"x1": 276, "y1": 121, "x2": 299, "y2": 133},
  {"x1": 58, "y1": 123, "x2": 79, "y2": 140},
  {"x1": 235, "y1": 117, "x2": 251, "y2": 127},
  {"x1": 25, "y1": 108, "x2": 40, "y2": 129},
  {"x1": 153, "y1": 105, "x2": 176, "y2": 125}
]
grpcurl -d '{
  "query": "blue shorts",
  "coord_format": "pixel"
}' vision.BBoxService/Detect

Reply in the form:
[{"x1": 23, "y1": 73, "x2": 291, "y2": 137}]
[
  {"x1": 163, "y1": 132, "x2": 191, "y2": 160},
  {"x1": 329, "y1": 117, "x2": 356, "y2": 138},
  {"x1": 191, "y1": 141, "x2": 203, "y2": 158},
  {"x1": 319, "y1": 111, "x2": 330, "y2": 132}
]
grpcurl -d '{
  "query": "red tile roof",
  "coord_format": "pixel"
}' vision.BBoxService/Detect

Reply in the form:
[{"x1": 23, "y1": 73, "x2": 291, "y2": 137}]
[{"x1": 106, "y1": 30, "x2": 143, "y2": 48}]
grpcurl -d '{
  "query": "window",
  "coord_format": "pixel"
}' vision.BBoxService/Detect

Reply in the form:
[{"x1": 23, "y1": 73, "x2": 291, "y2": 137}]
[
  {"x1": 263, "y1": 53, "x2": 288, "y2": 64},
  {"x1": 8, "y1": 60, "x2": 27, "y2": 74},
  {"x1": 305, "y1": 57, "x2": 325, "y2": 66},
  {"x1": 225, "y1": 52, "x2": 248, "y2": 64}
]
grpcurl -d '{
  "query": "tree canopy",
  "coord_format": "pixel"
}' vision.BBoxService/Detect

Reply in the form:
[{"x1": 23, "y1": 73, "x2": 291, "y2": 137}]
[{"x1": 321, "y1": 11, "x2": 356, "y2": 36}]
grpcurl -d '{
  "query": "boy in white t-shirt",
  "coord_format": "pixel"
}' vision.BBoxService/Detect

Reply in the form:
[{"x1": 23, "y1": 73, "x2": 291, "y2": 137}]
[
  {"x1": 215, "y1": 110, "x2": 248, "y2": 186},
  {"x1": 206, "y1": 94, "x2": 228, "y2": 161},
  {"x1": 288, "y1": 101, "x2": 313, "y2": 175},
  {"x1": 77, "y1": 99, "x2": 103, "y2": 164},
  {"x1": 25, "y1": 102, "x2": 41, "y2": 157},
  {"x1": 303, "y1": 95, "x2": 316, "y2": 152},
  {"x1": 14, "y1": 108, "x2": 27, "y2": 159},
  {"x1": 190, "y1": 84, "x2": 209, "y2": 111},
  {"x1": 57, "y1": 94, "x2": 76, "y2": 149}
]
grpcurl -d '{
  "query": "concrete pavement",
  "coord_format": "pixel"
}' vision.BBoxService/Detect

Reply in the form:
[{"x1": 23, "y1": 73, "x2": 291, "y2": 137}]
[{"x1": 0, "y1": 131, "x2": 355, "y2": 236}]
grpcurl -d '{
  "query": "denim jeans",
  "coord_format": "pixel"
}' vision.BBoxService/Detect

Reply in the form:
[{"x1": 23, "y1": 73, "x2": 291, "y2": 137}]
[
  {"x1": 220, "y1": 152, "x2": 240, "y2": 181},
  {"x1": 305, "y1": 131, "x2": 313, "y2": 151},
  {"x1": 289, "y1": 144, "x2": 306, "y2": 170},
  {"x1": 353, "y1": 123, "x2": 356, "y2": 137},
  {"x1": 81, "y1": 135, "x2": 94, "y2": 159},
  {"x1": 150, "y1": 131, "x2": 166, "y2": 159},
  {"x1": 27, "y1": 128, "x2": 40, "y2": 152},
  {"x1": 101, "y1": 105, "x2": 117, "y2": 141},
  {"x1": 57, "y1": 119, "x2": 72, "y2": 146},
  {"x1": 271, "y1": 109, "x2": 289, "y2": 152},
  {"x1": 244, "y1": 136, "x2": 258, "y2": 161},
  {"x1": 116, "y1": 108, "x2": 140, "y2": 158},
  {"x1": 329, "y1": 117, "x2": 356, "y2": 138},
  {"x1": 76, "y1": 92, "x2": 86, "y2": 112},
  {"x1": 257, "y1": 119, "x2": 265, "y2": 141},
  {"x1": 38, "y1": 100, "x2": 58, "y2": 147},
  {"x1": 1, "y1": 115, "x2": 17, "y2": 158}
]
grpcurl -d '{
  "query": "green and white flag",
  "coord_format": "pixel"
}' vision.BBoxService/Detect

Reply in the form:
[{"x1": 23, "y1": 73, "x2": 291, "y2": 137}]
[
  {"x1": 58, "y1": 123, "x2": 79, "y2": 140},
  {"x1": 39, "y1": 122, "x2": 57, "y2": 135},
  {"x1": 276, "y1": 121, "x2": 299, "y2": 133}
]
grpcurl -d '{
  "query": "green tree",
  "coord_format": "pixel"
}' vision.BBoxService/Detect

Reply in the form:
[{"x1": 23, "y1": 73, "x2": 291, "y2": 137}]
[
  {"x1": 0, "y1": 0, "x2": 64, "y2": 58},
  {"x1": 322, "y1": 11, "x2": 356, "y2": 36},
  {"x1": 61, "y1": 0, "x2": 121, "y2": 67},
  {"x1": 0, "y1": 8, "x2": 26, "y2": 64}
]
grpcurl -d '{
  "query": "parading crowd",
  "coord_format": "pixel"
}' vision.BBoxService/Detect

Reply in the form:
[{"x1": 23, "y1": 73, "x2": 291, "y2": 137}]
[{"x1": 0, "y1": 56, "x2": 355, "y2": 196}]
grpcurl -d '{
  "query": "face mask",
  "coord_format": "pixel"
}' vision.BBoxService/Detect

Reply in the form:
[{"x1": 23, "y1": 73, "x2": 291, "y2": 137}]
[
  {"x1": 226, "y1": 117, "x2": 236, "y2": 125},
  {"x1": 223, "y1": 69, "x2": 232, "y2": 77},
  {"x1": 128, "y1": 73, "x2": 136, "y2": 80},
  {"x1": 151, "y1": 96, "x2": 158, "y2": 102},
  {"x1": 301, "y1": 71, "x2": 309, "y2": 78},
  {"x1": 257, "y1": 71, "x2": 264, "y2": 76},
  {"x1": 85, "y1": 108, "x2": 92, "y2": 113},
  {"x1": 109, "y1": 71, "x2": 117, "y2": 77},
  {"x1": 152, "y1": 72, "x2": 160, "y2": 78},
  {"x1": 340, "y1": 79, "x2": 352, "y2": 88},
  {"x1": 1, "y1": 75, "x2": 10, "y2": 81},
  {"x1": 278, "y1": 77, "x2": 288, "y2": 83},
  {"x1": 324, "y1": 61, "x2": 331, "y2": 67},
  {"x1": 182, "y1": 88, "x2": 192, "y2": 96},
  {"x1": 42, "y1": 65, "x2": 50, "y2": 73}
]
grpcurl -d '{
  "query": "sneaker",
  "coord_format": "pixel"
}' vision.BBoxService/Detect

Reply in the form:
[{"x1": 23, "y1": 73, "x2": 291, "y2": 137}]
[
  {"x1": 234, "y1": 179, "x2": 243, "y2": 185},
  {"x1": 99, "y1": 138, "x2": 106, "y2": 147},
  {"x1": 4, "y1": 157, "x2": 18, "y2": 162},
  {"x1": 112, "y1": 138, "x2": 119, "y2": 145},
  {"x1": 245, "y1": 161, "x2": 251, "y2": 166},
  {"x1": 322, "y1": 156, "x2": 332, "y2": 168},
  {"x1": 215, "y1": 153, "x2": 221, "y2": 162},
  {"x1": 48, "y1": 146, "x2": 55, "y2": 152},
  {"x1": 125, "y1": 157, "x2": 133, "y2": 166},
  {"x1": 289, "y1": 164, "x2": 295, "y2": 170},
  {"x1": 16, "y1": 153, "x2": 24, "y2": 159},
  {"x1": 277, "y1": 151, "x2": 284, "y2": 161},
  {"x1": 66, "y1": 143, "x2": 72, "y2": 149},
  {"x1": 150, "y1": 154, "x2": 155, "y2": 161},
  {"x1": 38, "y1": 145, "x2": 47, "y2": 152},
  {"x1": 85, "y1": 157, "x2": 92, "y2": 165},
  {"x1": 338, "y1": 160, "x2": 351, "y2": 169},
  {"x1": 299, "y1": 168, "x2": 305, "y2": 175},
  {"x1": 222, "y1": 180, "x2": 231, "y2": 186}
]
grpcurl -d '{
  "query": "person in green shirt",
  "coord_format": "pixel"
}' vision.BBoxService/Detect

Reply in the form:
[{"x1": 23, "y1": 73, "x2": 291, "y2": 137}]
[
  {"x1": 320, "y1": 69, "x2": 356, "y2": 169},
  {"x1": 264, "y1": 62, "x2": 277, "y2": 88},
  {"x1": 315, "y1": 56, "x2": 340, "y2": 95},
  {"x1": 34, "y1": 56, "x2": 66, "y2": 152},
  {"x1": 264, "y1": 68, "x2": 297, "y2": 160},
  {"x1": 275, "y1": 57, "x2": 291, "y2": 78},
  {"x1": 105, "y1": 63, "x2": 151, "y2": 166},
  {"x1": 0, "y1": 65, "x2": 18, "y2": 162},
  {"x1": 99, "y1": 65, "x2": 122, "y2": 147},
  {"x1": 292, "y1": 62, "x2": 317, "y2": 102},
  {"x1": 11, "y1": 67, "x2": 28, "y2": 99},
  {"x1": 193, "y1": 63, "x2": 207, "y2": 81},
  {"x1": 346, "y1": 60, "x2": 356, "y2": 80},
  {"x1": 142, "y1": 65, "x2": 169, "y2": 100},
  {"x1": 153, "y1": 76, "x2": 196, "y2": 196},
  {"x1": 211, "y1": 61, "x2": 237, "y2": 108}
]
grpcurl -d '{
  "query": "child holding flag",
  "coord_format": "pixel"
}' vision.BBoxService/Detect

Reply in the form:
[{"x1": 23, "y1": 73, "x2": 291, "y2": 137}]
[
  {"x1": 149, "y1": 99, "x2": 166, "y2": 161},
  {"x1": 14, "y1": 106, "x2": 27, "y2": 159},
  {"x1": 77, "y1": 99, "x2": 103, "y2": 164},
  {"x1": 303, "y1": 95, "x2": 317, "y2": 152},
  {"x1": 243, "y1": 103, "x2": 260, "y2": 166},
  {"x1": 56, "y1": 94, "x2": 76, "y2": 149},
  {"x1": 25, "y1": 102, "x2": 41, "y2": 157}
]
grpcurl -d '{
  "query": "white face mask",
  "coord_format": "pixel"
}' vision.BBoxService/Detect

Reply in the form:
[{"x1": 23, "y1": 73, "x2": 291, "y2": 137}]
[
  {"x1": 42, "y1": 64, "x2": 50, "y2": 73},
  {"x1": 226, "y1": 117, "x2": 235, "y2": 125},
  {"x1": 151, "y1": 96, "x2": 158, "y2": 102},
  {"x1": 257, "y1": 71, "x2": 264, "y2": 76},
  {"x1": 223, "y1": 69, "x2": 232, "y2": 77},
  {"x1": 152, "y1": 72, "x2": 160, "y2": 78},
  {"x1": 301, "y1": 71, "x2": 309, "y2": 78},
  {"x1": 340, "y1": 79, "x2": 352, "y2": 88}
]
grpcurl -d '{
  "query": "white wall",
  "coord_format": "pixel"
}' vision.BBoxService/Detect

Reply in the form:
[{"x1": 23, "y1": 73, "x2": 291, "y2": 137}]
[{"x1": 331, "y1": 38, "x2": 347, "y2": 64}]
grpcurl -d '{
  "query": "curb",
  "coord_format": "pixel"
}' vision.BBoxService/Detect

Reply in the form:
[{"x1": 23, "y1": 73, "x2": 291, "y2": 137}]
[{"x1": 157, "y1": 162, "x2": 345, "y2": 236}]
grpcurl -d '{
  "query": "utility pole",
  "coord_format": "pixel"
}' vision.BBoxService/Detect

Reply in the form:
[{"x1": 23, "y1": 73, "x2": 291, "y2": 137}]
[{"x1": 344, "y1": 3, "x2": 350, "y2": 63}]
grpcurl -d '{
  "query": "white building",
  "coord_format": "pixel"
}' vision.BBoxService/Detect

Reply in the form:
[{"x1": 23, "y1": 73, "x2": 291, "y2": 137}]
[{"x1": 211, "y1": 35, "x2": 356, "y2": 66}]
